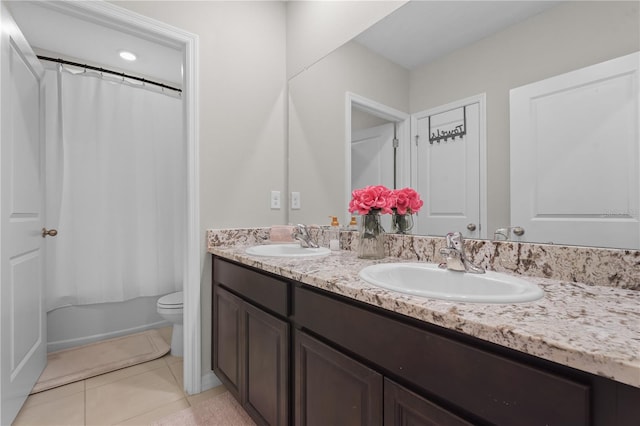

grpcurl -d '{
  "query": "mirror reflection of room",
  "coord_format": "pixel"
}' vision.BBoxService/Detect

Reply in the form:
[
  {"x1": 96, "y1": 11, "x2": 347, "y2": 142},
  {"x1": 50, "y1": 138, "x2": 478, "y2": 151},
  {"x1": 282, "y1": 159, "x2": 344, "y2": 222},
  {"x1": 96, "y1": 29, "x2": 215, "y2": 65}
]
[{"x1": 288, "y1": 0, "x2": 640, "y2": 249}]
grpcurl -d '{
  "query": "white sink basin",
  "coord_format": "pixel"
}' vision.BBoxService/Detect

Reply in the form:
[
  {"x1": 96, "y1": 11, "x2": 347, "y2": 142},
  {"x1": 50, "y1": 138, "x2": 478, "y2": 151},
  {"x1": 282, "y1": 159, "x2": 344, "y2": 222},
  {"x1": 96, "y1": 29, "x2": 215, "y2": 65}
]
[
  {"x1": 245, "y1": 243, "x2": 331, "y2": 258},
  {"x1": 359, "y1": 263, "x2": 543, "y2": 303}
]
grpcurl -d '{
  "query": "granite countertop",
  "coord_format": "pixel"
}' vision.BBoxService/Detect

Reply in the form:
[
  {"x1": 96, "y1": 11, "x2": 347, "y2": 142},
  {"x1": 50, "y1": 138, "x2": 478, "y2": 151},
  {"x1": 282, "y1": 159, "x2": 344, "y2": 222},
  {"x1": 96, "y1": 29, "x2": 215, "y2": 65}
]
[{"x1": 208, "y1": 243, "x2": 640, "y2": 389}]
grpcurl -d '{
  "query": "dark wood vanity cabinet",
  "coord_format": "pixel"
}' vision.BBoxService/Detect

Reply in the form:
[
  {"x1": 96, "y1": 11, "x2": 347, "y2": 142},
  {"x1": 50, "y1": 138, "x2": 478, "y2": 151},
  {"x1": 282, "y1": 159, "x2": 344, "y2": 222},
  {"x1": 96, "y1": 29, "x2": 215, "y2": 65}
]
[
  {"x1": 212, "y1": 256, "x2": 640, "y2": 426},
  {"x1": 293, "y1": 286, "x2": 591, "y2": 426},
  {"x1": 295, "y1": 329, "x2": 383, "y2": 426},
  {"x1": 213, "y1": 258, "x2": 289, "y2": 426},
  {"x1": 294, "y1": 329, "x2": 472, "y2": 426}
]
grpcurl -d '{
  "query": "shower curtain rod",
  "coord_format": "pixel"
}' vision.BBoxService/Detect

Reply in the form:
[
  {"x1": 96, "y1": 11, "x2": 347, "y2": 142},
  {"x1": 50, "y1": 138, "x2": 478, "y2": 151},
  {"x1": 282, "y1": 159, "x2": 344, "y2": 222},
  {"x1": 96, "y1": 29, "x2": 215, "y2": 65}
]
[{"x1": 37, "y1": 55, "x2": 182, "y2": 93}]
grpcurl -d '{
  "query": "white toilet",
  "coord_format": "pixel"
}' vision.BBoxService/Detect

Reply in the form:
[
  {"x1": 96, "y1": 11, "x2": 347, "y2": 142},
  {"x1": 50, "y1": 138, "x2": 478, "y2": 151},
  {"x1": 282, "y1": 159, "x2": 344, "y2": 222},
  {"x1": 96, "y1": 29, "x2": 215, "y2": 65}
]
[{"x1": 157, "y1": 291, "x2": 183, "y2": 357}]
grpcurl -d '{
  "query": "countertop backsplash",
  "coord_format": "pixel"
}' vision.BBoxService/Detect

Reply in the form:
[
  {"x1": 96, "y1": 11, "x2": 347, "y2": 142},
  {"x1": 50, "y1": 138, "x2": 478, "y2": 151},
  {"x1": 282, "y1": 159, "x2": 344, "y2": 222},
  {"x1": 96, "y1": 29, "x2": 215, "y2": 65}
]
[{"x1": 207, "y1": 227, "x2": 639, "y2": 291}]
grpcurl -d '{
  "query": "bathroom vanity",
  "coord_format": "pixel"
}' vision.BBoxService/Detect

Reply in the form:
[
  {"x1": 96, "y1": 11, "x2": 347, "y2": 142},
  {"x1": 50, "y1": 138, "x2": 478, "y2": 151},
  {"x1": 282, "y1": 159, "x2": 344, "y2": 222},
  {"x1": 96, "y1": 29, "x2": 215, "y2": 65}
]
[{"x1": 210, "y1": 239, "x2": 639, "y2": 426}]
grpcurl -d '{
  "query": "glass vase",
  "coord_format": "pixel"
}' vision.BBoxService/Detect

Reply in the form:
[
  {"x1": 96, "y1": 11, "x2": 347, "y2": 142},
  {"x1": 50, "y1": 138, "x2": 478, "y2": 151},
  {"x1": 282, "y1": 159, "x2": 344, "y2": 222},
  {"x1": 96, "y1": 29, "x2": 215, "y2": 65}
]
[
  {"x1": 391, "y1": 211, "x2": 414, "y2": 234},
  {"x1": 357, "y1": 211, "x2": 385, "y2": 259}
]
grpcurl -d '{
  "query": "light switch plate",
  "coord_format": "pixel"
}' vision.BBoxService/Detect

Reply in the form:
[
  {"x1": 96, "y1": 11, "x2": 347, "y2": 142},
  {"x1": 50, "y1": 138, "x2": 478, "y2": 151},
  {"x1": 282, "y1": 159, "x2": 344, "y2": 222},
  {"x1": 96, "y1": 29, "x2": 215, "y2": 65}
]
[
  {"x1": 270, "y1": 190, "x2": 281, "y2": 209},
  {"x1": 291, "y1": 192, "x2": 301, "y2": 209}
]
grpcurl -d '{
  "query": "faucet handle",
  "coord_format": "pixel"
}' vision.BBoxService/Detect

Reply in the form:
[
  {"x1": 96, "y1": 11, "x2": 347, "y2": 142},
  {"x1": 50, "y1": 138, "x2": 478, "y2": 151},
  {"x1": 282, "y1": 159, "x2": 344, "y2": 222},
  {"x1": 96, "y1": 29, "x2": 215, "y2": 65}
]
[
  {"x1": 294, "y1": 224, "x2": 309, "y2": 236},
  {"x1": 438, "y1": 246, "x2": 466, "y2": 271},
  {"x1": 446, "y1": 232, "x2": 464, "y2": 250},
  {"x1": 292, "y1": 223, "x2": 319, "y2": 248}
]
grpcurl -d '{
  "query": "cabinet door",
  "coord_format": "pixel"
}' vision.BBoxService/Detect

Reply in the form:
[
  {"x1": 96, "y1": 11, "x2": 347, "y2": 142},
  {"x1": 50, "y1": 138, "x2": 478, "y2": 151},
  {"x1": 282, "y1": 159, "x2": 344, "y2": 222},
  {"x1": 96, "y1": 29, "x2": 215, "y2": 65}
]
[
  {"x1": 213, "y1": 285, "x2": 244, "y2": 401},
  {"x1": 244, "y1": 302, "x2": 289, "y2": 426},
  {"x1": 295, "y1": 330, "x2": 382, "y2": 426},
  {"x1": 384, "y1": 379, "x2": 472, "y2": 426}
]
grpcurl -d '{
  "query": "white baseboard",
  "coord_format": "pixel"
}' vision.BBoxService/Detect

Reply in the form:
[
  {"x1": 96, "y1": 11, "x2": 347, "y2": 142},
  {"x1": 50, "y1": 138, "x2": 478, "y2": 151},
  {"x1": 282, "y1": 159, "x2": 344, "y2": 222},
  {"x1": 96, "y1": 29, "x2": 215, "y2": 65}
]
[
  {"x1": 199, "y1": 371, "x2": 222, "y2": 393},
  {"x1": 47, "y1": 320, "x2": 170, "y2": 353}
]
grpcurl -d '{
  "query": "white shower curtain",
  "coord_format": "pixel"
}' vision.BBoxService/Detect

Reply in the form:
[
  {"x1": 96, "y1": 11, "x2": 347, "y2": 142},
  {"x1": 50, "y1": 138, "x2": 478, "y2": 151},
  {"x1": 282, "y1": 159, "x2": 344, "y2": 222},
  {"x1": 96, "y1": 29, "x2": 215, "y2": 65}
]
[{"x1": 45, "y1": 68, "x2": 184, "y2": 311}]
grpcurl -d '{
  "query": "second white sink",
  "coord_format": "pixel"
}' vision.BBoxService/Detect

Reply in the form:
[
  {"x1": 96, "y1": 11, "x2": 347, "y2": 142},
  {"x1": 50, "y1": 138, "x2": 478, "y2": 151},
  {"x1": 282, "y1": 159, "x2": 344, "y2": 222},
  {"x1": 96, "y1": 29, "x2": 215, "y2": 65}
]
[
  {"x1": 245, "y1": 243, "x2": 330, "y2": 258},
  {"x1": 359, "y1": 263, "x2": 543, "y2": 303}
]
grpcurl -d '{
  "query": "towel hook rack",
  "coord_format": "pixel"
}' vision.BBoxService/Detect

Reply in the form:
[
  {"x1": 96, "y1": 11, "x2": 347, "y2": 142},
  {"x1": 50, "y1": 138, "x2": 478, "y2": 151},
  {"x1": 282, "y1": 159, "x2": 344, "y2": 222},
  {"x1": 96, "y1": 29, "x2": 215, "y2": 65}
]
[{"x1": 428, "y1": 105, "x2": 467, "y2": 144}]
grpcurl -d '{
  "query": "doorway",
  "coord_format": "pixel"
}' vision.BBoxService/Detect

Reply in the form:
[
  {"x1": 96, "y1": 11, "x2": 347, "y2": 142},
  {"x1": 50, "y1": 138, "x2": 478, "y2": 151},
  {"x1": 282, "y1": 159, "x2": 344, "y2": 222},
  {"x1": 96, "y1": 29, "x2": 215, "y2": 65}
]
[
  {"x1": 346, "y1": 92, "x2": 410, "y2": 224},
  {"x1": 0, "y1": 3, "x2": 200, "y2": 422}
]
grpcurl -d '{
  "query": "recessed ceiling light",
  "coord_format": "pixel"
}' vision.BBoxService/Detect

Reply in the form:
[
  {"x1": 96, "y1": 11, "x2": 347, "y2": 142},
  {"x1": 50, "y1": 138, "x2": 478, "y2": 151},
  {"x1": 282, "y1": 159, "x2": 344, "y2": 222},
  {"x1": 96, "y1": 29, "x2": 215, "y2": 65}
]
[{"x1": 119, "y1": 51, "x2": 137, "y2": 61}]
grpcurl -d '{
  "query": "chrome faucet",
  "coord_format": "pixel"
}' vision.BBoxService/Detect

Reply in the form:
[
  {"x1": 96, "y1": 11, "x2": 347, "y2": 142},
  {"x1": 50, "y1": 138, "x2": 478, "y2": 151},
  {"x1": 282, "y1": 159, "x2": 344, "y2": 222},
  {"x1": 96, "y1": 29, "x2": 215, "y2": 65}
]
[
  {"x1": 292, "y1": 224, "x2": 319, "y2": 248},
  {"x1": 494, "y1": 227, "x2": 511, "y2": 241},
  {"x1": 493, "y1": 226, "x2": 525, "y2": 241},
  {"x1": 438, "y1": 232, "x2": 485, "y2": 274}
]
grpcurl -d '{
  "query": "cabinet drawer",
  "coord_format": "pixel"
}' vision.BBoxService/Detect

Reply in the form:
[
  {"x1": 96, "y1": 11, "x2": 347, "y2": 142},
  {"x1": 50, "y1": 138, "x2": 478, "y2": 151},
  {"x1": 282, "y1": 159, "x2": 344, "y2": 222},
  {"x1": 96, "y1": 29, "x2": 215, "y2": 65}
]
[
  {"x1": 213, "y1": 257, "x2": 288, "y2": 316},
  {"x1": 294, "y1": 286, "x2": 590, "y2": 426}
]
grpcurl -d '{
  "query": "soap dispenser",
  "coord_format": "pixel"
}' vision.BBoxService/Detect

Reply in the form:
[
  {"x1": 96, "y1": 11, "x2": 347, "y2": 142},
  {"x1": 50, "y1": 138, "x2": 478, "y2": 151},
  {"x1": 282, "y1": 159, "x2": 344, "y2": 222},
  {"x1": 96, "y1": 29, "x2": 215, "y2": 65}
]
[{"x1": 328, "y1": 216, "x2": 340, "y2": 251}]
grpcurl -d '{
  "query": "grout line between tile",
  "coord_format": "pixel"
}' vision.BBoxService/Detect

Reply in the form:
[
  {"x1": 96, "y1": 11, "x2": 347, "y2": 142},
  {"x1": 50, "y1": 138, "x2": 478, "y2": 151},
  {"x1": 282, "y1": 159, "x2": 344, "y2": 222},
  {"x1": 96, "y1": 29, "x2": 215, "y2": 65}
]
[{"x1": 83, "y1": 379, "x2": 87, "y2": 426}]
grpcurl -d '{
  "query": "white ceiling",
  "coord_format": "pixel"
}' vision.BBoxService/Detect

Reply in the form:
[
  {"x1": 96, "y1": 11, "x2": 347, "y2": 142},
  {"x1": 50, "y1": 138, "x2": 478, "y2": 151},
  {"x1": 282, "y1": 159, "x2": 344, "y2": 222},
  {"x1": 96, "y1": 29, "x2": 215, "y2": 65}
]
[
  {"x1": 355, "y1": 1, "x2": 561, "y2": 70},
  {"x1": 6, "y1": 1, "x2": 183, "y2": 86},
  {"x1": 6, "y1": 0, "x2": 560, "y2": 85}
]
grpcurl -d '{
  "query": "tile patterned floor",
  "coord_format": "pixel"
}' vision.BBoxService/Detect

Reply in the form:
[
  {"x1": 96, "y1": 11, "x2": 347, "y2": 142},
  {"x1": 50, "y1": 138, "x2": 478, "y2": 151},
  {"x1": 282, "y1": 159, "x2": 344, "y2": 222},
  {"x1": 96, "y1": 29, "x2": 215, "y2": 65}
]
[{"x1": 12, "y1": 327, "x2": 227, "y2": 426}]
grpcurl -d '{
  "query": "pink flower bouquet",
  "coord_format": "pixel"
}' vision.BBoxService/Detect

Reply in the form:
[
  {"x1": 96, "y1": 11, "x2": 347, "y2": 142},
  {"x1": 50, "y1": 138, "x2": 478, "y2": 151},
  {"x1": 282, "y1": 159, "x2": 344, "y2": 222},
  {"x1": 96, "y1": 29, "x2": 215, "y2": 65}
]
[
  {"x1": 348, "y1": 185, "x2": 394, "y2": 215},
  {"x1": 390, "y1": 187, "x2": 424, "y2": 215}
]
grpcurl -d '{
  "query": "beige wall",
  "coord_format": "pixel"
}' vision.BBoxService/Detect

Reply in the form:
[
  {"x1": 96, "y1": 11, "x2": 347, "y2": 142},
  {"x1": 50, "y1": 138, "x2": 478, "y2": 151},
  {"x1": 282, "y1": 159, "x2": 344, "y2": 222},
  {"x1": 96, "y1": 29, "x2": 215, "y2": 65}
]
[
  {"x1": 118, "y1": 0, "x2": 407, "y2": 388},
  {"x1": 286, "y1": 0, "x2": 406, "y2": 79},
  {"x1": 409, "y1": 1, "x2": 640, "y2": 234},
  {"x1": 288, "y1": 40, "x2": 409, "y2": 226},
  {"x1": 116, "y1": 0, "x2": 287, "y2": 378}
]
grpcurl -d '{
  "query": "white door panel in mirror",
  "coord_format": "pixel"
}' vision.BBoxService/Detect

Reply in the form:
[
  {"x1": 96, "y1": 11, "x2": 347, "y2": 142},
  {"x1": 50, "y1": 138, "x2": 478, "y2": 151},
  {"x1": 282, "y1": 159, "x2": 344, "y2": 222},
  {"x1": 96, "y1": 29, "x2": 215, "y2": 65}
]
[
  {"x1": 414, "y1": 102, "x2": 481, "y2": 239},
  {"x1": 510, "y1": 52, "x2": 639, "y2": 249}
]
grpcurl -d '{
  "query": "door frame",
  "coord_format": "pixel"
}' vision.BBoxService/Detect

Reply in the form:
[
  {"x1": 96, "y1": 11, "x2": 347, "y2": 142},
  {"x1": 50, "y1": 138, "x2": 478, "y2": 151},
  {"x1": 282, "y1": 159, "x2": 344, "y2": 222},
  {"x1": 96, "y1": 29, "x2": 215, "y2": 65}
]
[
  {"x1": 410, "y1": 93, "x2": 487, "y2": 239},
  {"x1": 38, "y1": 1, "x2": 202, "y2": 394},
  {"x1": 345, "y1": 92, "x2": 410, "y2": 219}
]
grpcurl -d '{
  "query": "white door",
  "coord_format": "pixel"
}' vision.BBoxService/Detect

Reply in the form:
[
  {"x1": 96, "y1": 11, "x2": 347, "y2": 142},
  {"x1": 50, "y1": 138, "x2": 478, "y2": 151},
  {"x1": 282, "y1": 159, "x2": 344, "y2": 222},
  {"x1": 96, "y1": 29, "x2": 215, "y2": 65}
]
[
  {"x1": 413, "y1": 99, "x2": 484, "y2": 238},
  {"x1": 1, "y1": 3, "x2": 47, "y2": 424},
  {"x1": 352, "y1": 123, "x2": 396, "y2": 231},
  {"x1": 351, "y1": 122, "x2": 396, "y2": 191},
  {"x1": 510, "y1": 52, "x2": 639, "y2": 249}
]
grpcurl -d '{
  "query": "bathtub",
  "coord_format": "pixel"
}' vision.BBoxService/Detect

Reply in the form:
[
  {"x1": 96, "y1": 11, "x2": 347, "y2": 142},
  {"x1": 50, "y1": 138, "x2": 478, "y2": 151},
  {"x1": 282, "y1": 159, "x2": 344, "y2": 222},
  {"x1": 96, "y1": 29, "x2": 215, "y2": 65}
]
[{"x1": 47, "y1": 296, "x2": 169, "y2": 352}]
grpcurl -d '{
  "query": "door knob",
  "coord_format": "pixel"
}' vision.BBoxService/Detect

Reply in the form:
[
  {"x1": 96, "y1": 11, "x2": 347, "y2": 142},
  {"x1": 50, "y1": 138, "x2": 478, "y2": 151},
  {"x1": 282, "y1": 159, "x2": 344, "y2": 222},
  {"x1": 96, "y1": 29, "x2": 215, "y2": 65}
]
[
  {"x1": 512, "y1": 226, "x2": 525, "y2": 236},
  {"x1": 42, "y1": 228, "x2": 58, "y2": 238},
  {"x1": 467, "y1": 223, "x2": 477, "y2": 232}
]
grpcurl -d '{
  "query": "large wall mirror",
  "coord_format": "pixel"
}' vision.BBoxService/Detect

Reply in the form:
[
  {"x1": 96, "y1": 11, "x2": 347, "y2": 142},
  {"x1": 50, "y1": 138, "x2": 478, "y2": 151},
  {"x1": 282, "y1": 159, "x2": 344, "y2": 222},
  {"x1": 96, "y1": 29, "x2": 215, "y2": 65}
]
[{"x1": 288, "y1": 1, "x2": 640, "y2": 249}]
